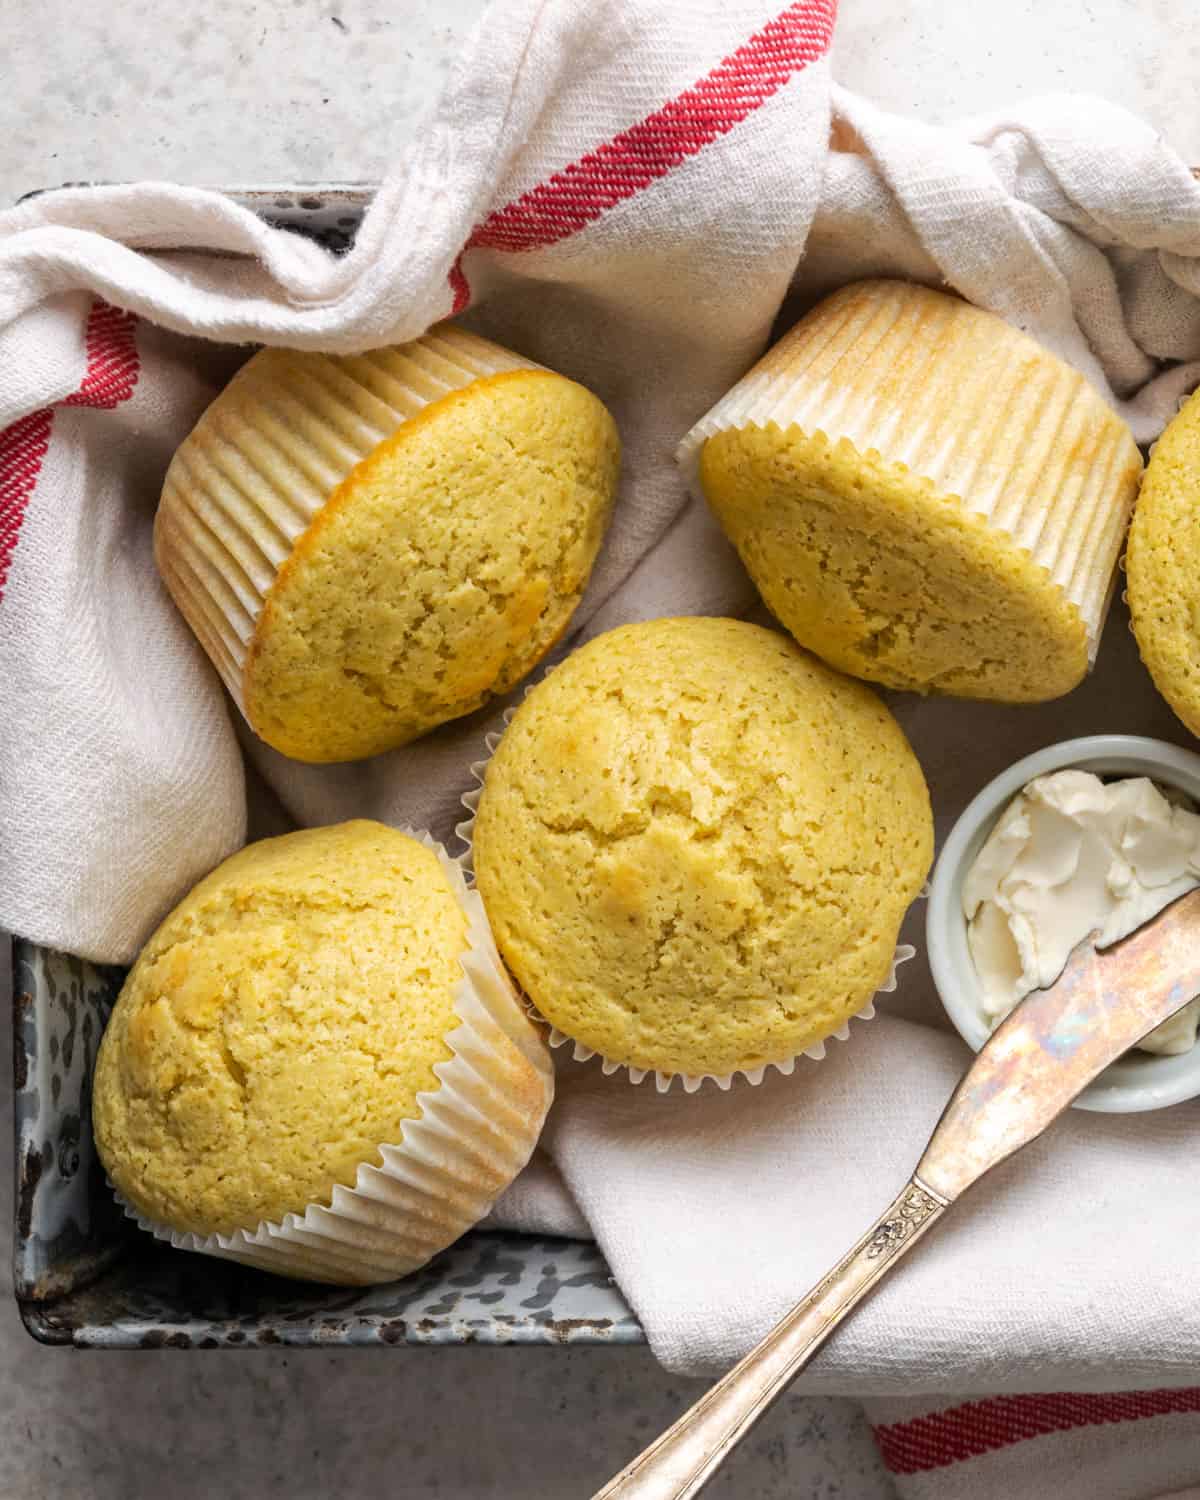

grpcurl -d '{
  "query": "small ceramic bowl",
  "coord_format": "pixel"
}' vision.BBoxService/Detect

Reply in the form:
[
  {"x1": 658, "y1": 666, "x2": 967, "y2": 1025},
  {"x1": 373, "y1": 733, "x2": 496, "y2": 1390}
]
[{"x1": 927, "y1": 734, "x2": 1200, "y2": 1113}]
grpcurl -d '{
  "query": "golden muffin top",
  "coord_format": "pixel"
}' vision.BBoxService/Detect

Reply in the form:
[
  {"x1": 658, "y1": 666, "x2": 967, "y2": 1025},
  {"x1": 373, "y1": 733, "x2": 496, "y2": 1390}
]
[
  {"x1": 1127, "y1": 387, "x2": 1200, "y2": 738},
  {"x1": 688, "y1": 279, "x2": 1141, "y2": 704},
  {"x1": 93, "y1": 821, "x2": 469, "y2": 1237},
  {"x1": 155, "y1": 326, "x2": 620, "y2": 763},
  {"x1": 472, "y1": 617, "x2": 933, "y2": 1078}
]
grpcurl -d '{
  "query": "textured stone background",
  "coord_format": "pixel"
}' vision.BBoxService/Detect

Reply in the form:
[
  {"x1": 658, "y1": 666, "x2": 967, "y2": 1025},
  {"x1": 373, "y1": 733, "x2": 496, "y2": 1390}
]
[{"x1": 1, "y1": 0, "x2": 1193, "y2": 1493}]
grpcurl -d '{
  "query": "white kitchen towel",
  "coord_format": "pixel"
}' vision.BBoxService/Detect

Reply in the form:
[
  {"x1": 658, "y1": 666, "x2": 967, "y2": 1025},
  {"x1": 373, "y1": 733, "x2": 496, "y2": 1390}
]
[
  {"x1": 865, "y1": 1389, "x2": 1200, "y2": 1500},
  {"x1": 524, "y1": 1006, "x2": 1200, "y2": 1391},
  {"x1": 0, "y1": 0, "x2": 836, "y2": 959},
  {"x1": 5, "y1": 0, "x2": 1200, "y2": 1403}
]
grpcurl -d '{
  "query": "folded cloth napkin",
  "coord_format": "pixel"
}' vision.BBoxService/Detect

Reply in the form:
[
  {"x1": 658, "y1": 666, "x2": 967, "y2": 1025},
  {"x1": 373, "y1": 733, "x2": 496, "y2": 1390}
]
[{"x1": 5, "y1": 0, "x2": 1200, "y2": 1416}]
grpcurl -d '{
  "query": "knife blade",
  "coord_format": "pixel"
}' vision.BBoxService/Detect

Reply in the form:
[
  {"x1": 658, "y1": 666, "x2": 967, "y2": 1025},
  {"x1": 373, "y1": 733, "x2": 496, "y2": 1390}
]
[{"x1": 918, "y1": 884, "x2": 1200, "y2": 1202}]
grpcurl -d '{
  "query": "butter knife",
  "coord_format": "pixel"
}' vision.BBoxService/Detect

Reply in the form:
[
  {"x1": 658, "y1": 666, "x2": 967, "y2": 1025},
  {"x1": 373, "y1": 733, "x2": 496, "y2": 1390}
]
[{"x1": 592, "y1": 886, "x2": 1200, "y2": 1500}]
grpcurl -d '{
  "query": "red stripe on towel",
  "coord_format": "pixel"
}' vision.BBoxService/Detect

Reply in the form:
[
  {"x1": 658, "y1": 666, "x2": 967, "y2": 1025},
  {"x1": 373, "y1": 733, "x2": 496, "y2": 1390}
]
[
  {"x1": 873, "y1": 1389, "x2": 1200, "y2": 1475},
  {"x1": 63, "y1": 302, "x2": 139, "y2": 409},
  {"x1": 0, "y1": 410, "x2": 54, "y2": 602},
  {"x1": 0, "y1": 300, "x2": 140, "y2": 605},
  {"x1": 449, "y1": 0, "x2": 836, "y2": 310}
]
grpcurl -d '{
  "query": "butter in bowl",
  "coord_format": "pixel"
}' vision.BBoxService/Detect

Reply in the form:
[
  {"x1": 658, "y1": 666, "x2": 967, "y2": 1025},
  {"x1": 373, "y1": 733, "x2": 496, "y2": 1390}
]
[{"x1": 927, "y1": 735, "x2": 1200, "y2": 1113}]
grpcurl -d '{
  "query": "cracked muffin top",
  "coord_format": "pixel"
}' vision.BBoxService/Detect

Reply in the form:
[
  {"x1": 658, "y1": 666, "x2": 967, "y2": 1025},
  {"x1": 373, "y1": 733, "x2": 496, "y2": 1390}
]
[
  {"x1": 682, "y1": 279, "x2": 1141, "y2": 705},
  {"x1": 92, "y1": 821, "x2": 469, "y2": 1237},
  {"x1": 471, "y1": 617, "x2": 933, "y2": 1079},
  {"x1": 154, "y1": 324, "x2": 620, "y2": 763}
]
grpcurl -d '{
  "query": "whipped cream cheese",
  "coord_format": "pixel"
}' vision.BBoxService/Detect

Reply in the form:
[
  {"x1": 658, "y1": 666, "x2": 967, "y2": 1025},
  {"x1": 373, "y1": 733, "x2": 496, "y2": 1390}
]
[{"x1": 963, "y1": 769, "x2": 1200, "y2": 1056}]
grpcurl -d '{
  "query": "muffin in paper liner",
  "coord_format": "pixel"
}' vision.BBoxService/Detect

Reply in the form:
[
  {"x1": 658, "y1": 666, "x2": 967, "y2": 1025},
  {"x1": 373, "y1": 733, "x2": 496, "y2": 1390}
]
[
  {"x1": 1126, "y1": 387, "x2": 1200, "y2": 740},
  {"x1": 110, "y1": 831, "x2": 554, "y2": 1286},
  {"x1": 676, "y1": 278, "x2": 1143, "y2": 704},
  {"x1": 455, "y1": 678, "x2": 920, "y2": 1098},
  {"x1": 154, "y1": 322, "x2": 620, "y2": 762}
]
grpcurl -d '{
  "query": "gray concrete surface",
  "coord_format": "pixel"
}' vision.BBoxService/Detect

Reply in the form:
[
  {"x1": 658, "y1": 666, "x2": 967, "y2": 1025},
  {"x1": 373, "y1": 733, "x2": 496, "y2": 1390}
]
[
  {"x1": 2, "y1": 0, "x2": 1194, "y2": 1494},
  {"x1": 3, "y1": 0, "x2": 1195, "y2": 201}
]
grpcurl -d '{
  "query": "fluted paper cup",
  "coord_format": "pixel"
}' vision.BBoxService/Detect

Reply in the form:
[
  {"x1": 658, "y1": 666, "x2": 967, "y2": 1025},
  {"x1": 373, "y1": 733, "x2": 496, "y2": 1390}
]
[
  {"x1": 154, "y1": 325, "x2": 543, "y2": 719},
  {"x1": 677, "y1": 279, "x2": 1142, "y2": 665},
  {"x1": 457, "y1": 710, "x2": 914, "y2": 1096},
  {"x1": 114, "y1": 833, "x2": 554, "y2": 1285}
]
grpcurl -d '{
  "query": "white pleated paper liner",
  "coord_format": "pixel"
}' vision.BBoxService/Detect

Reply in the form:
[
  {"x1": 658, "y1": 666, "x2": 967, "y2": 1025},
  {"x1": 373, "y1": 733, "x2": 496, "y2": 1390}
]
[
  {"x1": 113, "y1": 831, "x2": 554, "y2": 1286},
  {"x1": 674, "y1": 281, "x2": 1143, "y2": 667},
  {"x1": 155, "y1": 325, "x2": 545, "y2": 721},
  {"x1": 457, "y1": 710, "x2": 919, "y2": 1096}
]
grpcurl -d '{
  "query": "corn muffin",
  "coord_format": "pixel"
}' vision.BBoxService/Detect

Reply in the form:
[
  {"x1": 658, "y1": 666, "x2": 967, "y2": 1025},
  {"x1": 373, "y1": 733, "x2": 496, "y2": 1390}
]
[
  {"x1": 678, "y1": 280, "x2": 1142, "y2": 703},
  {"x1": 155, "y1": 325, "x2": 620, "y2": 763},
  {"x1": 1127, "y1": 388, "x2": 1200, "y2": 736},
  {"x1": 471, "y1": 617, "x2": 933, "y2": 1081},
  {"x1": 93, "y1": 820, "x2": 552, "y2": 1283}
]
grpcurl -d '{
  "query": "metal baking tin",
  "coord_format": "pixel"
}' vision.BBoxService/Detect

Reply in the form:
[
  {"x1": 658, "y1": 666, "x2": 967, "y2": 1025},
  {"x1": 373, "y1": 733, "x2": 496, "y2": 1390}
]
[{"x1": 11, "y1": 187, "x2": 641, "y2": 1348}]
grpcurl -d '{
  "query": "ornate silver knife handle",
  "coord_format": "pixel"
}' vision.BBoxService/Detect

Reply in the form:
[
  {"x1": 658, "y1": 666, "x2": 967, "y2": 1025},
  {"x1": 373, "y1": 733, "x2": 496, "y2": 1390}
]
[
  {"x1": 591, "y1": 1177, "x2": 949, "y2": 1500},
  {"x1": 592, "y1": 888, "x2": 1200, "y2": 1500}
]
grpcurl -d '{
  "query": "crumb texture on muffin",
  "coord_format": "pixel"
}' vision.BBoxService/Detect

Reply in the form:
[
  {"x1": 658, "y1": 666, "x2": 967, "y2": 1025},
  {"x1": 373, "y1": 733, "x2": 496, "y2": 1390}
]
[
  {"x1": 702, "y1": 426, "x2": 1090, "y2": 700},
  {"x1": 687, "y1": 279, "x2": 1141, "y2": 703},
  {"x1": 472, "y1": 617, "x2": 933, "y2": 1078},
  {"x1": 93, "y1": 821, "x2": 469, "y2": 1237},
  {"x1": 1127, "y1": 388, "x2": 1200, "y2": 738},
  {"x1": 156, "y1": 326, "x2": 620, "y2": 763}
]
